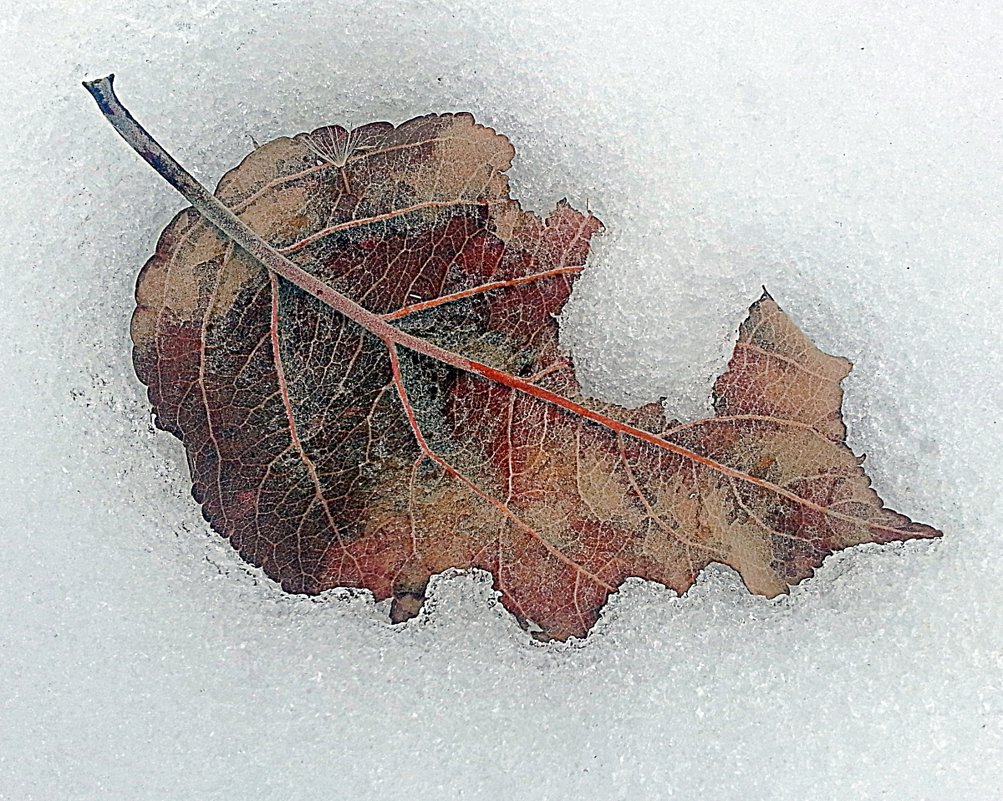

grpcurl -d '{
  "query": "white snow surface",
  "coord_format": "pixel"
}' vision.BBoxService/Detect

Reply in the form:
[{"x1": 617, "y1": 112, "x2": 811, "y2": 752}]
[{"x1": 2, "y1": 1, "x2": 1002, "y2": 799}]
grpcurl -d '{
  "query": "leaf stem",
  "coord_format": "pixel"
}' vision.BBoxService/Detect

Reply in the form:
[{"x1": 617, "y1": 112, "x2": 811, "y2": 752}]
[{"x1": 83, "y1": 75, "x2": 406, "y2": 346}]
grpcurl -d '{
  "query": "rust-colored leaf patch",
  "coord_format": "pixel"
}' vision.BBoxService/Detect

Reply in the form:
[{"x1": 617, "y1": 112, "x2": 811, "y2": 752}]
[{"x1": 88, "y1": 77, "x2": 941, "y2": 640}]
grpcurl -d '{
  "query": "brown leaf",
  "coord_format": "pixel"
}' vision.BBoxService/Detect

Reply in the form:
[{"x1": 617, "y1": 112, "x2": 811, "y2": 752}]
[{"x1": 88, "y1": 77, "x2": 941, "y2": 641}]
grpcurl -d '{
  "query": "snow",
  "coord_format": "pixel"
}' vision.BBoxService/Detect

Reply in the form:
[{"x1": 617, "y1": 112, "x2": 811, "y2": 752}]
[{"x1": 2, "y1": 1, "x2": 1001, "y2": 798}]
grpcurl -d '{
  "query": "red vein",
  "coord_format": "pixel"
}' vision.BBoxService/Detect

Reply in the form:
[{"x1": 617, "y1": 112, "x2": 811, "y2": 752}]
[
  {"x1": 196, "y1": 241, "x2": 231, "y2": 530},
  {"x1": 386, "y1": 343, "x2": 616, "y2": 592},
  {"x1": 737, "y1": 341, "x2": 839, "y2": 382},
  {"x1": 230, "y1": 135, "x2": 455, "y2": 213},
  {"x1": 727, "y1": 475, "x2": 809, "y2": 546},
  {"x1": 661, "y1": 413, "x2": 828, "y2": 439},
  {"x1": 232, "y1": 162, "x2": 333, "y2": 213},
  {"x1": 269, "y1": 273, "x2": 361, "y2": 576},
  {"x1": 616, "y1": 432, "x2": 722, "y2": 557},
  {"x1": 382, "y1": 265, "x2": 585, "y2": 321},
  {"x1": 463, "y1": 358, "x2": 913, "y2": 538},
  {"x1": 276, "y1": 199, "x2": 503, "y2": 255}
]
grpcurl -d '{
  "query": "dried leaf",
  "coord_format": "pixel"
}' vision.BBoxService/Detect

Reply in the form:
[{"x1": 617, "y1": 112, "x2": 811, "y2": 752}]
[{"x1": 88, "y1": 78, "x2": 941, "y2": 640}]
